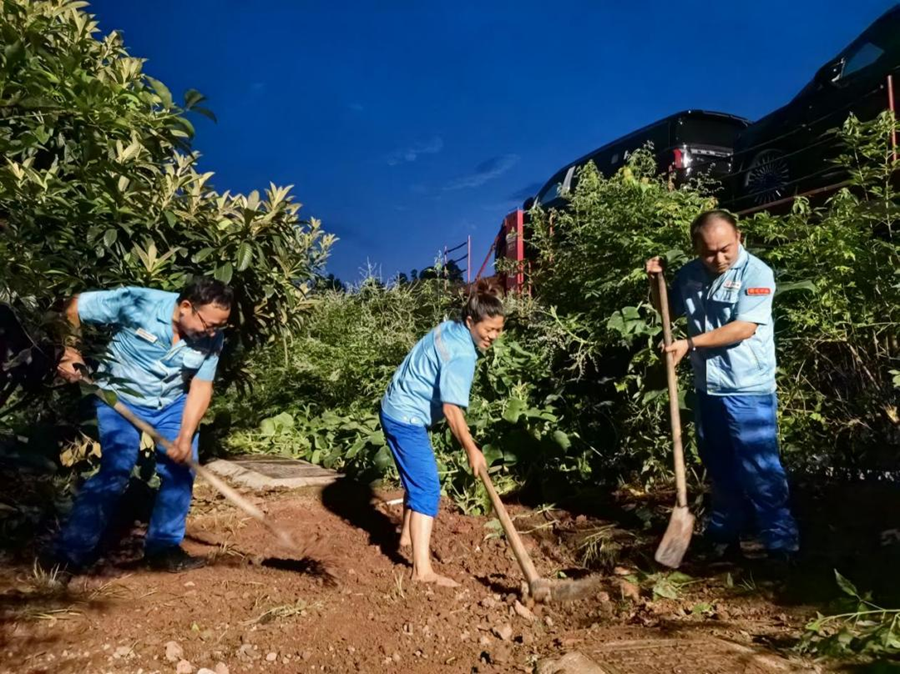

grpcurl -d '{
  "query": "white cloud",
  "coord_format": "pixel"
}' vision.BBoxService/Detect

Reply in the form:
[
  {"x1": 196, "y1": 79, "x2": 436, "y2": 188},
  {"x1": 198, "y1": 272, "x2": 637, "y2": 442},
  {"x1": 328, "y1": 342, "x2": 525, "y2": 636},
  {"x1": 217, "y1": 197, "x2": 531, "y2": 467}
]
[
  {"x1": 444, "y1": 154, "x2": 520, "y2": 191},
  {"x1": 386, "y1": 136, "x2": 444, "y2": 166}
]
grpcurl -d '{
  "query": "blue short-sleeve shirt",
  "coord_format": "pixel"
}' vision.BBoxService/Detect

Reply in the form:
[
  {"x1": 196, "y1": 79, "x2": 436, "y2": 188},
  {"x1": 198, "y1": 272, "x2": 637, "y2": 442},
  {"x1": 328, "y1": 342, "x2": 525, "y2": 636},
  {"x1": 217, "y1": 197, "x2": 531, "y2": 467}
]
[
  {"x1": 671, "y1": 246, "x2": 777, "y2": 395},
  {"x1": 381, "y1": 320, "x2": 479, "y2": 427},
  {"x1": 78, "y1": 287, "x2": 224, "y2": 408}
]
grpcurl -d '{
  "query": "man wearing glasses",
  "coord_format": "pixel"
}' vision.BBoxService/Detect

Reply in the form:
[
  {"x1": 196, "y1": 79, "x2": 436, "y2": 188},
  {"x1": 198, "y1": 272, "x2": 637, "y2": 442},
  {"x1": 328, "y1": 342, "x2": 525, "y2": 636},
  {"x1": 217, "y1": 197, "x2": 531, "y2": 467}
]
[{"x1": 51, "y1": 277, "x2": 233, "y2": 574}]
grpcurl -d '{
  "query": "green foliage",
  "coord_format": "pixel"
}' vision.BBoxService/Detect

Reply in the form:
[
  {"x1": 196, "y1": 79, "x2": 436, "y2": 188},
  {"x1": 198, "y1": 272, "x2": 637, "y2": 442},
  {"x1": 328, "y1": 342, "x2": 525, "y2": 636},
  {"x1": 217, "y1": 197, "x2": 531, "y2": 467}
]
[
  {"x1": 526, "y1": 113, "x2": 900, "y2": 480},
  {"x1": 223, "y1": 113, "x2": 900, "y2": 511},
  {"x1": 623, "y1": 568, "x2": 697, "y2": 600},
  {"x1": 0, "y1": 0, "x2": 333, "y2": 353},
  {"x1": 799, "y1": 570, "x2": 900, "y2": 658},
  {"x1": 525, "y1": 150, "x2": 713, "y2": 482},
  {"x1": 739, "y1": 112, "x2": 900, "y2": 472},
  {"x1": 219, "y1": 280, "x2": 591, "y2": 510}
]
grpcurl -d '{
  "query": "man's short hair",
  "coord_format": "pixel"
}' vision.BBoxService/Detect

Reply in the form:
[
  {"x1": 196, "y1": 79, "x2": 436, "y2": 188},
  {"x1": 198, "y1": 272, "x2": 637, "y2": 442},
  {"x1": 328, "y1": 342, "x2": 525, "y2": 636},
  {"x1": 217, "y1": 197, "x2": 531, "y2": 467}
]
[
  {"x1": 690, "y1": 209, "x2": 738, "y2": 244},
  {"x1": 177, "y1": 277, "x2": 234, "y2": 310}
]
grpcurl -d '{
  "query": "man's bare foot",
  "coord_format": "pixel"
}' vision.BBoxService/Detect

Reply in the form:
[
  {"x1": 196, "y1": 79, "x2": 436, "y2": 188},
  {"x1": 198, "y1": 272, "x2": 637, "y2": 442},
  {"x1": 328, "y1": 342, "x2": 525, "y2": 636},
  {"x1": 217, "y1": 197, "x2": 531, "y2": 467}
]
[{"x1": 412, "y1": 571, "x2": 459, "y2": 588}]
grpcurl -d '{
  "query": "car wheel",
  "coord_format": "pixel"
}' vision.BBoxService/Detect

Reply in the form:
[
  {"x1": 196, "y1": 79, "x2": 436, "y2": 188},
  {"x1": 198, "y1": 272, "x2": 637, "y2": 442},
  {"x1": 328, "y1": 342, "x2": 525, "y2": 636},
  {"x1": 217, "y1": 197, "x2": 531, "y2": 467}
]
[{"x1": 744, "y1": 149, "x2": 790, "y2": 205}]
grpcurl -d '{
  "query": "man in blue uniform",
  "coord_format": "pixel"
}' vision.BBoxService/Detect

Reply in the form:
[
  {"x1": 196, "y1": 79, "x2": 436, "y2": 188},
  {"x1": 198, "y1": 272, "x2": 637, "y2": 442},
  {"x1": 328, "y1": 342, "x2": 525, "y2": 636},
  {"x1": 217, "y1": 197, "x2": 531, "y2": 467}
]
[
  {"x1": 51, "y1": 277, "x2": 233, "y2": 573},
  {"x1": 646, "y1": 210, "x2": 798, "y2": 560}
]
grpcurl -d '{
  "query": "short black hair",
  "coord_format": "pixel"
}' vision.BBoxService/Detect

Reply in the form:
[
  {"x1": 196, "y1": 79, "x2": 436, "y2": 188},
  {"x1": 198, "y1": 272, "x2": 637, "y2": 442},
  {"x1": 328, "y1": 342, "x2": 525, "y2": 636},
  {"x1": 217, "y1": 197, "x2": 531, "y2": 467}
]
[
  {"x1": 461, "y1": 279, "x2": 505, "y2": 324},
  {"x1": 690, "y1": 209, "x2": 738, "y2": 245},
  {"x1": 177, "y1": 277, "x2": 234, "y2": 310}
]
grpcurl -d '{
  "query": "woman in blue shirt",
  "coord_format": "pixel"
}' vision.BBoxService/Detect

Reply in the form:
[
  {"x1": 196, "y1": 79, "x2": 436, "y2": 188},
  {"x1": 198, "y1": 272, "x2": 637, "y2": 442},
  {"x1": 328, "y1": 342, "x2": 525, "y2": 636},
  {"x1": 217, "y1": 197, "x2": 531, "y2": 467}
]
[{"x1": 380, "y1": 280, "x2": 505, "y2": 587}]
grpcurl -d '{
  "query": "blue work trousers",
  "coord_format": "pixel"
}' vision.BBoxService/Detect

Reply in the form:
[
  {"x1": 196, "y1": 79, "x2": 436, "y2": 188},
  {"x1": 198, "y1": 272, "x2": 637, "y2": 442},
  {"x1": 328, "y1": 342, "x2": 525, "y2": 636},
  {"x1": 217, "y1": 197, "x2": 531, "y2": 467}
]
[
  {"x1": 57, "y1": 396, "x2": 198, "y2": 566},
  {"x1": 695, "y1": 391, "x2": 798, "y2": 552},
  {"x1": 380, "y1": 408, "x2": 441, "y2": 518}
]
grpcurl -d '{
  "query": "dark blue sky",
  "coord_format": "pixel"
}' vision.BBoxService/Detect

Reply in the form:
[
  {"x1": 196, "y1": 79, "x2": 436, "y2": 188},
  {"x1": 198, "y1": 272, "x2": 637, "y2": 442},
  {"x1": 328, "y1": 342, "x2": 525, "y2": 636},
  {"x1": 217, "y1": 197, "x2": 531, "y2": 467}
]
[{"x1": 89, "y1": 0, "x2": 895, "y2": 283}]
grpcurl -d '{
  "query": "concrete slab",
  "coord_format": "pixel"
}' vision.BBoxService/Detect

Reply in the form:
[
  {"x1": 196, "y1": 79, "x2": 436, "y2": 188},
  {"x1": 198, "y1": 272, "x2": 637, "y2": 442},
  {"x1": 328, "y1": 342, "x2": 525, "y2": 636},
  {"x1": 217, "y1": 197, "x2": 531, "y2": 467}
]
[{"x1": 204, "y1": 456, "x2": 341, "y2": 490}]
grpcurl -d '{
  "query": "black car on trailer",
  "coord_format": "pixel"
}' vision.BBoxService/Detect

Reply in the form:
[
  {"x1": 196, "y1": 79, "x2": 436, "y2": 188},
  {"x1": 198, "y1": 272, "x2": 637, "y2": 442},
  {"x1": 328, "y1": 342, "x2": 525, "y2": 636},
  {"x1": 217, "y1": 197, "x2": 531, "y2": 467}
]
[
  {"x1": 727, "y1": 4, "x2": 900, "y2": 211},
  {"x1": 526, "y1": 109, "x2": 750, "y2": 212}
]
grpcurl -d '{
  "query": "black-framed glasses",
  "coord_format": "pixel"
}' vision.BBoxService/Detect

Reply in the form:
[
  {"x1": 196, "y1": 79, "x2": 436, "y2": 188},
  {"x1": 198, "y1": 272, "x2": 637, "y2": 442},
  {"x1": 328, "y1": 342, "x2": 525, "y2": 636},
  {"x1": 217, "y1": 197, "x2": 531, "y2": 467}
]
[{"x1": 191, "y1": 304, "x2": 227, "y2": 333}]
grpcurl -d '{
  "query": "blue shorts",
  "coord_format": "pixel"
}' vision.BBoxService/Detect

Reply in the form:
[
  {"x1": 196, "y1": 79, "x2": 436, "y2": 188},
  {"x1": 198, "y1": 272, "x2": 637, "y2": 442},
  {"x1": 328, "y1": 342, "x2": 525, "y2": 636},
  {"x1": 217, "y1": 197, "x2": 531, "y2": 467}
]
[{"x1": 380, "y1": 408, "x2": 440, "y2": 517}]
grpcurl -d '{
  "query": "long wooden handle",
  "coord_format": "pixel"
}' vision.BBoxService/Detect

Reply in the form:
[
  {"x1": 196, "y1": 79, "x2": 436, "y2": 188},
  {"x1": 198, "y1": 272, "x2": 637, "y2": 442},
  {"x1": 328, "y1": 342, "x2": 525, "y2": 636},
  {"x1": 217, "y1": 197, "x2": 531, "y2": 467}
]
[
  {"x1": 656, "y1": 273, "x2": 689, "y2": 509},
  {"x1": 478, "y1": 466, "x2": 541, "y2": 585},
  {"x1": 88, "y1": 383, "x2": 298, "y2": 551}
]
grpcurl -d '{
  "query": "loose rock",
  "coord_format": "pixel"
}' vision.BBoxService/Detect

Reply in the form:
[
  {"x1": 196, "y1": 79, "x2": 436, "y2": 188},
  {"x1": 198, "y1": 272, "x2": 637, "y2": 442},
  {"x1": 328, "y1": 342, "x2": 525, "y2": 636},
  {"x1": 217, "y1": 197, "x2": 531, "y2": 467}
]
[
  {"x1": 175, "y1": 660, "x2": 194, "y2": 674},
  {"x1": 492, "y1": 623, "x2": 513, "y2": 641},
  {"x1": 165, "y1": 642, "x2": 184, "y2": 663},
  {"x1": 536, "y1": 651, "x2": 608, "y2": 674},
  {"x1": 514, "y1": 600, "x2": 536, "y2": 622}
]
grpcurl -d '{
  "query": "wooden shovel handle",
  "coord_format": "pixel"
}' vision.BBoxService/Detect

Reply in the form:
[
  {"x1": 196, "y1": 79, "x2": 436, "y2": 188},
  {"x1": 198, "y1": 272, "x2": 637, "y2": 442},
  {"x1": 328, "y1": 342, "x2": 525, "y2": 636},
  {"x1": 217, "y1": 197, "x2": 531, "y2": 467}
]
[
  {"x1": 478, "y1": 466, "x2": 541, "y2": 586},
  {"x1": 88, "y1": 383, "x2": 295, "y2": 549},
  {"x1": 656, "y1": 273, "x2": 689, "y2": 510}
]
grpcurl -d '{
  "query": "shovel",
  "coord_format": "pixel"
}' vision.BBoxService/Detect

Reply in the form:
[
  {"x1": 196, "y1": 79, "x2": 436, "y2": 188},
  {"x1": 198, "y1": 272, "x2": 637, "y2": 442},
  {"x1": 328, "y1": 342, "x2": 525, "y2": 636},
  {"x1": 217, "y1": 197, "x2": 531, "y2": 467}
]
[
  {"x1": 653, "y1": 271, "x2": 695, "y2": 568},
  {"x1": 478, "y1": 467, "x2": 604, "y2": 603},
  {"x1": 478, "y1": 466, "x2": 552, "y2": 602},
  {"x1": 84, "y1": 377, "x2": 335, "y2": 578}
]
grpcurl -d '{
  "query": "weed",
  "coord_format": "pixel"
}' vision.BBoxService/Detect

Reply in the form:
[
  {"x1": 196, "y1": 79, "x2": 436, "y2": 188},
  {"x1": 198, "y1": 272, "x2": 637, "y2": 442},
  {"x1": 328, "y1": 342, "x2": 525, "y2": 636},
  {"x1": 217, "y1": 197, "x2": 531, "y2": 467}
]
[
  {"x1": 244, "y1": 599, "x2": 322, "y2": 626},
  {"x1": 798, "y1": 570, "x2": 900, "y2": 657},
  {"x1": 22, "y1": 560, "x2": 68, "y2": 595},
  {"x1": 578, "y1": 524, "x2": 622, "y2": 571},
  {"x1": 389, "y1": 570, "x2": 407, "y2": 602},
  {"x1": 624, "y1": 569, "x2": 698, "y2": 600}
]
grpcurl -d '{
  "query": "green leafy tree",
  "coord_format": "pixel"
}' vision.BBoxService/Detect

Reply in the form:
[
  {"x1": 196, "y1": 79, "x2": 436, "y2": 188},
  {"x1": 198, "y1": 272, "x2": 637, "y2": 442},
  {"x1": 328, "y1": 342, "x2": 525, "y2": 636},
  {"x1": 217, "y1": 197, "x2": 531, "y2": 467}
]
[{"x1": 0, "y1": 0, "x2": 333, "y2": 355}]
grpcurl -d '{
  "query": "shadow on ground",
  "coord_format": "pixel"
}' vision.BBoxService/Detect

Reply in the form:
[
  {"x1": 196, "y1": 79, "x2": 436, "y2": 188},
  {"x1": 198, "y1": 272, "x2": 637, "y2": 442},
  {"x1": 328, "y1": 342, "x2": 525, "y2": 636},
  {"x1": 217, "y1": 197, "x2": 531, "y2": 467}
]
[{"x1": 320, "y1": 478, "x2": 408, "y2": 566}]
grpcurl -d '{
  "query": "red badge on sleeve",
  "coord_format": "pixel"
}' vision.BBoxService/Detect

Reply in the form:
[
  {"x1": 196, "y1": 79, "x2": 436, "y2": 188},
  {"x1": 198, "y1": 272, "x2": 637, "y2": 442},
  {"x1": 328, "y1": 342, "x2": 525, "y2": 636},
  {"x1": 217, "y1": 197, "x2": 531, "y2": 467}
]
[{"x1": 746, "y1": 287, "x2": 771, "y2": 296}]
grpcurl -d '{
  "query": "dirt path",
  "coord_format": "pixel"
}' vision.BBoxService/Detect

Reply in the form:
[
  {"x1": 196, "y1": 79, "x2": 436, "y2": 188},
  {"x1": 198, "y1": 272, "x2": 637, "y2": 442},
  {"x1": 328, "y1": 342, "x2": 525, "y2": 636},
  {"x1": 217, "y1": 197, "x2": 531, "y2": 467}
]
[{"x1": 0, "y1": 481, "x2": 822, "y2": 673}]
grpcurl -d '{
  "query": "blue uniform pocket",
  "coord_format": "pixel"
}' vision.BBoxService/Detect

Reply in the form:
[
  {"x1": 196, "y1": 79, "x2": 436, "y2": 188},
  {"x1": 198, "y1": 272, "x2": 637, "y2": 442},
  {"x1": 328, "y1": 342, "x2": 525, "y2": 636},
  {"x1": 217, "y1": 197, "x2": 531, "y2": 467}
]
[
  {"x1": 708, "y1": 288, "x2": 738, "y2": 325},
  {"x1": 746, "y1": 339, "x2": 767, "y2": 372}
]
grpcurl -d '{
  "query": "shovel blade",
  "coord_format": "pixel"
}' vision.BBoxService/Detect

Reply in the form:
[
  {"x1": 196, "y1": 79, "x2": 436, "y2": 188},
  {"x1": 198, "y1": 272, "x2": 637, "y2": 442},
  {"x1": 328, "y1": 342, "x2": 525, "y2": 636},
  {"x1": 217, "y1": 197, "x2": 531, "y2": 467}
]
[{"x1": 654, "y1": 506, "x2": 695, "y2": 568}]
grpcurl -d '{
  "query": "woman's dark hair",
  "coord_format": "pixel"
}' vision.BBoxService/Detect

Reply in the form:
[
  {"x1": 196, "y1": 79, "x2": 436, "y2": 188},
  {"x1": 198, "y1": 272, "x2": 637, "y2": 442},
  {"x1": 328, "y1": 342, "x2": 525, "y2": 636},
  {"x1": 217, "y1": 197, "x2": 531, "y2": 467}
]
[
  {"x1": 177, "y1": 276, "x2": 234, "y2": 310},
  {"x1": 690, "y1": 209, "x2": 738, "y2": 244},
  {"x1": 460, "y1": 279, "x2": 505, "y2": 324}
]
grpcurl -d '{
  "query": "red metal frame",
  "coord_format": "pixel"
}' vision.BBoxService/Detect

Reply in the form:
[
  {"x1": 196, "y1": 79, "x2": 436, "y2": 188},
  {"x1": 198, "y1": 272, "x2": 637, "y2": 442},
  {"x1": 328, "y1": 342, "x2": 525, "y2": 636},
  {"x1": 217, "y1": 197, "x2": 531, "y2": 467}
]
[
  {"x1": 501, "y1": 209, "x2": 525, "y2": 292},
  {"x1": 475, "y1": 233, "x2": 499, "y2": 281}
]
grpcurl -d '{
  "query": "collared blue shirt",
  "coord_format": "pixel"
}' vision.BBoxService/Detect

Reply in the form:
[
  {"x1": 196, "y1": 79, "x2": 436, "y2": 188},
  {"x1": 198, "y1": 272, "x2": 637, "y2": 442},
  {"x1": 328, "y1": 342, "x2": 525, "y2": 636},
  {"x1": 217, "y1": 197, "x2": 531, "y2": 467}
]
[
  {"x1": 381, "y1": 320, "x2": 479, "y2": 427},
  {"x1": 78, "y1": 287, "x2": 223, "y2": 408},
  {"x1": 671, "y1": 246, "x2": 777, "y2": 395}
]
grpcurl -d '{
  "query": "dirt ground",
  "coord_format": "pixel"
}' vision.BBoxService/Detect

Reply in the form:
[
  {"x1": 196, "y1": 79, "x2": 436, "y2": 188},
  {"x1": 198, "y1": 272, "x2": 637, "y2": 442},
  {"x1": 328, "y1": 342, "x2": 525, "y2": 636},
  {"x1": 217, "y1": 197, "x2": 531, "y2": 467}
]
[{"x1": 0, "y1": 473, "x2": 840, "y2": 674}]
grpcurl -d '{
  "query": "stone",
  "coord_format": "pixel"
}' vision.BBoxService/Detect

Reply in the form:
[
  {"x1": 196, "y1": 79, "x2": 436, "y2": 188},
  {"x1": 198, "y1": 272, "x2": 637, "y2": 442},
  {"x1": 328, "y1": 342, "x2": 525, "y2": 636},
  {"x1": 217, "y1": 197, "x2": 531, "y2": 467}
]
[
  {"x1": 165, "y1": 642, "x2": 184, "y2": 663},
  {"x1": 514, "y1": 600, "x2": 536, "y2": 622},
  {"x1": 197, "y1": 669, "x2": 216, "y2": 674},
  {"x1": 536, "y1": 651, "x2": 610, "y2": 674},
  {"x1": 113, "y1": 646, "x2": 132, "y2": 659},
  {"x1": 266, "y1": 652, "x2": 277, "y2": 662},
  {"x1": 492, "y1": 624, "x2": 513, "y2": 641},
  {"x1": 175, "y1": 660, "x2": 194, "y2": 674},
  {"x1": 491, "y1": 644, "x2": 511, "y2": 665},
  {"x1": 481, "y1": 596, "x2": 498, "y2": 609}
]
